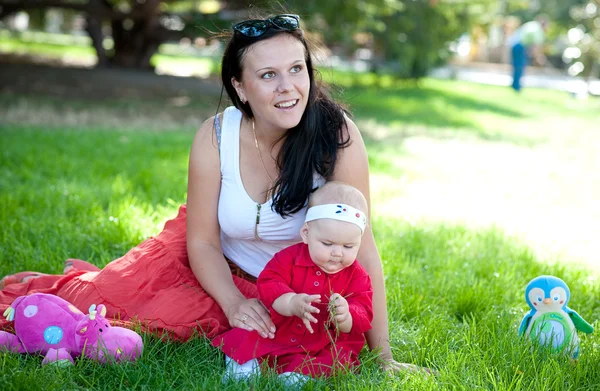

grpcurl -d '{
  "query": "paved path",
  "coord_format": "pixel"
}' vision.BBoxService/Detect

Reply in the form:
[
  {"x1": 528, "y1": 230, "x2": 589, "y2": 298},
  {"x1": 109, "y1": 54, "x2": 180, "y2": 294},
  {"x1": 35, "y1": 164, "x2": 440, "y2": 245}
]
[{"x1": 431, "y1": 62, "x2": 600, "y2": 97}]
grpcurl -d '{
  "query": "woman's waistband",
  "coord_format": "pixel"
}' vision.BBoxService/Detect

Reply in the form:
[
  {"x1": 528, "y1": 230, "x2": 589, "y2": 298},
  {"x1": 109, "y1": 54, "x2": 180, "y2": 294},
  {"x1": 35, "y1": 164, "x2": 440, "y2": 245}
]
[{"x1": 225, "y1": 257, "x2": 257, "y2": 284}]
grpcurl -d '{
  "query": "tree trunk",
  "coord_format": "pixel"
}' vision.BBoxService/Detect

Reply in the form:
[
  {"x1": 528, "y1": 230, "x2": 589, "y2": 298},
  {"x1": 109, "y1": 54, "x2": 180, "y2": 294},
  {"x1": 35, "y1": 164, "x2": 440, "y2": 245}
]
[
  {"x1": 108, "y1": 0, "x2": 162, "y2": 70},
  {"x1": 110, "y1": 19, "x2": 159, "y2": 70},
  {"x1": 0, "y1": 0, "x2": 168, "y2": 70},
  {"x1": 85, "y1": 15, "x2": 108, "y2": 67}
]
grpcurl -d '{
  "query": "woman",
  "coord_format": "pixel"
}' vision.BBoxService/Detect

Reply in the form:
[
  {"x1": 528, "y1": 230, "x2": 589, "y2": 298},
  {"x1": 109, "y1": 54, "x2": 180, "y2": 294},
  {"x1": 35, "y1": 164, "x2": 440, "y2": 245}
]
[{"x1": 0, "y1": 13, "x2": 411, "y2": 372}]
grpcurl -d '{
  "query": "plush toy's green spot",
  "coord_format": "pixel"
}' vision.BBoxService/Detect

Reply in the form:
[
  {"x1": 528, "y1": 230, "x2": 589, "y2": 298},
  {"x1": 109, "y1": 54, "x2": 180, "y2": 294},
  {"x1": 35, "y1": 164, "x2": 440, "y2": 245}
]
[{"x1": 539, "y1": 322, "x2": 552, "y2": 334}]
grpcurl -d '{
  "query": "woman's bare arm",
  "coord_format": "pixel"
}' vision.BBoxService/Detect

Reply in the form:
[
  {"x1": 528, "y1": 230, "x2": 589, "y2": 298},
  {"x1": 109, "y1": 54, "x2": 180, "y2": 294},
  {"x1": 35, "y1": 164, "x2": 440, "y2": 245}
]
[
  {"x1": 186, "y1": 116, "x2": 275, "y2": 338},
  {"x1": 330, "y1": 118, "x2": 437, "y2": 375},
  {"x1": 329, "y1": 118, "x2": 394, "y2": 360}
]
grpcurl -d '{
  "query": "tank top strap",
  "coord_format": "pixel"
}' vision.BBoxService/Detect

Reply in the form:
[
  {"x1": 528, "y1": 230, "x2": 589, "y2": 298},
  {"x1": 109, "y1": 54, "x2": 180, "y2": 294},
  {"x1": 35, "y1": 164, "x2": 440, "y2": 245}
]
[
  {"x1": 214, "y1": 114, "x2": 222, "y2": 154},
  {"x1": 219, "y1": 107, "x2": 242, "y2": 174}
]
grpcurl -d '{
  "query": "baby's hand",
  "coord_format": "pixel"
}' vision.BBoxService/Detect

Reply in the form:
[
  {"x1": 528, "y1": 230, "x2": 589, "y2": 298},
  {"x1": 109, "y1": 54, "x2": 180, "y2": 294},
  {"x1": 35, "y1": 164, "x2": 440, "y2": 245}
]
[
  {"x1": 290, "y1": 293, "x2": 321, "y2": 333},
  {"x1": 329, "y1": 293, "x2": 351, "y2": 332}
]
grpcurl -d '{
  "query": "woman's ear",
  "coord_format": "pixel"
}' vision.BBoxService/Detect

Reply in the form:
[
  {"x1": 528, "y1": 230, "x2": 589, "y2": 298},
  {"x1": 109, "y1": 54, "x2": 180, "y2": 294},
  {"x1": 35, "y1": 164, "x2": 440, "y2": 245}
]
[
  {"x1": 300, "y1": 223, "x2": 309, "y2": 244},
  {"x1": 231, "y1": 77, "x2": 246, "y2": 103}
]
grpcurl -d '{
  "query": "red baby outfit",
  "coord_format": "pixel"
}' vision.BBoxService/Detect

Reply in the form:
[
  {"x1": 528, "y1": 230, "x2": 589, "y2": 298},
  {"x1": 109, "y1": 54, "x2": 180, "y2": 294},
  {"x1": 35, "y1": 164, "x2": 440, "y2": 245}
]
[{"x1": 212, "y1": 243, "x2": 373, "y2": 377}]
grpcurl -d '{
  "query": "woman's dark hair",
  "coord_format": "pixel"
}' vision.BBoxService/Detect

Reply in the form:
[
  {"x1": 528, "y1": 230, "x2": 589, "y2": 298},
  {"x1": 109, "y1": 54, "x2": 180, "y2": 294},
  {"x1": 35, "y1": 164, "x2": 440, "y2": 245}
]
[{"x1": 220, "y1": 19, "x2": 351, "y2": 217}]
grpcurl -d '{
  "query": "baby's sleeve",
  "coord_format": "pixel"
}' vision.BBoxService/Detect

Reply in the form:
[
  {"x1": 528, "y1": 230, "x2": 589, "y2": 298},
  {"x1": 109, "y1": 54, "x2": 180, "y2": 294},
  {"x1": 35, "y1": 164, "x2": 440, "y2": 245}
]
[{"x1": 257, "y1": 248, "x2": 295, "y2": 308}]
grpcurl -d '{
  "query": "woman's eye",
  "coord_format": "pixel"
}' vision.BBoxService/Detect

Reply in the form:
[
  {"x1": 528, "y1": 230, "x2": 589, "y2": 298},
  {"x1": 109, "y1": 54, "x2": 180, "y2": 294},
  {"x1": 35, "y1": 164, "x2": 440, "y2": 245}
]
[
  {"x1": 262, "y1": 71, "x2": 275, "y2": 79},
  {"x1": 290, "y1": 65, "x2": 302, "y2": 73}
]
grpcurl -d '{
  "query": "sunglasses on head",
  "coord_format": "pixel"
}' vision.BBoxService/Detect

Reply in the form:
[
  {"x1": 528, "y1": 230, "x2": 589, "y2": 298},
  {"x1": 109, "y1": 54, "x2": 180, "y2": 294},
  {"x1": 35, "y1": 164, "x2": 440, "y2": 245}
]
[{"x1": 233, "y1": 14, "x2": 300, "y2": 38}]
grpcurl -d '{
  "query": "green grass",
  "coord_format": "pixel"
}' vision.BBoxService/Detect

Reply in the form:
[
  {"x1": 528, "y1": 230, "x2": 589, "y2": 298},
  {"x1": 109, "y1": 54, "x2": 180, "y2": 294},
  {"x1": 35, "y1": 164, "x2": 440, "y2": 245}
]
[
  {"x1": 1, "y1": 125, "x2": 599, "y2": 389},
  {"x1": 2, "y1": 64, "x2": 600, "y2": 389},
  {"x1": 0, "y1": 30, "x2": 96, "y2": 58}
]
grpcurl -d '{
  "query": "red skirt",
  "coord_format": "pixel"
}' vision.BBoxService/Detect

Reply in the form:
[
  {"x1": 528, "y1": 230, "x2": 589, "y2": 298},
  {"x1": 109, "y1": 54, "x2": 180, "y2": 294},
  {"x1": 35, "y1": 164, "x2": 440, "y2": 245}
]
[{"x1": 0, "y1": 205, "x2": 258, "y2": 340}]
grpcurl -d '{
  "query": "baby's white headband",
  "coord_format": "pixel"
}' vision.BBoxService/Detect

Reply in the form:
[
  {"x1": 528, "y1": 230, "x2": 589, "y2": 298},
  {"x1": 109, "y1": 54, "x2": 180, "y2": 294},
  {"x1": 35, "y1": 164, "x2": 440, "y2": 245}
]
[{"x1": 305, "y1": 204, "x2": 367, "y2": 234}]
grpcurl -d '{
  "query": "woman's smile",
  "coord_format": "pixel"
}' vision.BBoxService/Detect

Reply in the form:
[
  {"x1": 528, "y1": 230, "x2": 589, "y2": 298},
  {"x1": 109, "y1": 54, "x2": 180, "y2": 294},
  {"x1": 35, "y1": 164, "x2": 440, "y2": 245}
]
[{"x1": 274, "y1": 99, "x2": 298, "y2": 109}]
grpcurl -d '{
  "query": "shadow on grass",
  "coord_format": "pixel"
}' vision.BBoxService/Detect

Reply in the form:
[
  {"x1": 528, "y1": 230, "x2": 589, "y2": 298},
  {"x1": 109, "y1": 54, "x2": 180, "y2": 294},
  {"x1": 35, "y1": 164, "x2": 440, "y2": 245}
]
[
  {"x1": 335, "y1": 83, "x2": 540, "y2": 172},
  {"x1": 339, "y1": 84, "x2": 525, "y2": 132},
  {"x1": 0, "y1": 62, "x2": 222, "y2": 130}
]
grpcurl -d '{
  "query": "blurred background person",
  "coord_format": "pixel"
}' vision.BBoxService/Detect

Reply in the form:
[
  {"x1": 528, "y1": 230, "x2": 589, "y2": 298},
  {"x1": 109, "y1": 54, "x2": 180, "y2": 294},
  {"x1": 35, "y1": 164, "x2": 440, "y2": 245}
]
[{"x1": 508, "y1": 14, "x2": 550, "y2": 92}]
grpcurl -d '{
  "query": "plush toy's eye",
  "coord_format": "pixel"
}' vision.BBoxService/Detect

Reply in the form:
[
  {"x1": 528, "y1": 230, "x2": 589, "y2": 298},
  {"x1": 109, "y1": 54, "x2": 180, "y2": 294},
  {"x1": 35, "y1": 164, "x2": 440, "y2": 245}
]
[
  {"x1": 553, "y1": 295, "x2": 559, "y2": 301},
  {"x1": 536, "y1": 296, "x2": 543, "y2": 302},
  {"x1": 105, "y1": 324, "x2": 109, "y2": 328}
]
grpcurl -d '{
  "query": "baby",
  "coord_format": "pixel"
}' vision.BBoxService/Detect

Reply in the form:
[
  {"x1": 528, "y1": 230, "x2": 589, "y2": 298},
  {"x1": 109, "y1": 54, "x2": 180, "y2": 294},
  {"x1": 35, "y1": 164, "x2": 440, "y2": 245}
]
[{"x1": 212, "y1": 181, "x2": 374, "y2": 386}]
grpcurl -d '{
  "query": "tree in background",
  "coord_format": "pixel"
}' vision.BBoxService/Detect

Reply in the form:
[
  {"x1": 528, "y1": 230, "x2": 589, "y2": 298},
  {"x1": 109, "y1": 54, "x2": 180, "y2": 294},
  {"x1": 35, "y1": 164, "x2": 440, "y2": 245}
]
[
  {"x1": 287, "y1": 0, "x2": 495, "y2": 79},
  {"x1": 368, "y1": 0, "x2": 470, "y2": 79},
  {"x1": 549, "y1": 0, "x2": 599, "y2": 79},
  {"x1": 0, "y1": 0, "x2": 250, "y2": 69},
  {"x1": 0, "y1": 0, "x2": 493, "y2": 78}
]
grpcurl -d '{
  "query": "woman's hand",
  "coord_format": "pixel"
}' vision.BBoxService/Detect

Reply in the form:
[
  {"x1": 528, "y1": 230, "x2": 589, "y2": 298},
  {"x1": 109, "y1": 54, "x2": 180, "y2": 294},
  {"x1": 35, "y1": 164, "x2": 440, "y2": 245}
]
[
  {"x1": 379, "y1": 354, "x2": 437, "y2": 376},
  {"x1": 226, "y1": 298, "x2": 276, "y2": 339}
]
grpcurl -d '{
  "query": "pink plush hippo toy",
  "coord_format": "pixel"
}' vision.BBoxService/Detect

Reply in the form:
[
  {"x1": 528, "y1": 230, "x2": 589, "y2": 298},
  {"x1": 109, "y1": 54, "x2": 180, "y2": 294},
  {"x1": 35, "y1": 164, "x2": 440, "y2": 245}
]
[{"x1": 0, "y1": 293, "x2": 143, "y2": 365}]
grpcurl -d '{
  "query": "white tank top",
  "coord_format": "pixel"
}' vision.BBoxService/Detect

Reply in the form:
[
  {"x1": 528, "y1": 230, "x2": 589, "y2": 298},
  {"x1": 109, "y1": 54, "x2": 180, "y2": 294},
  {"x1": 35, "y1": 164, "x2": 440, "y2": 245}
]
[{"x1": 218, "y1": 107, "x2": 325, "y2": 277}]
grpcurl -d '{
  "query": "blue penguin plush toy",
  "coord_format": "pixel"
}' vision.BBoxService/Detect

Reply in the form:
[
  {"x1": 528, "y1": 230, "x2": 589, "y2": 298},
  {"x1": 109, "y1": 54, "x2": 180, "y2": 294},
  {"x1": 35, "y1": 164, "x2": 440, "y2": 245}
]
[{"x1": 519, "y1": 275, "x2": 594, "y2": 358}]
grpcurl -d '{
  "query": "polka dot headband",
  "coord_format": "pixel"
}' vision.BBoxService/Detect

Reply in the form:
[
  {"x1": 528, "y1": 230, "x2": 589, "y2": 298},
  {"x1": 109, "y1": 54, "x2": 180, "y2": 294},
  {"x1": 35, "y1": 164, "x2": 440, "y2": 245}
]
[{"x1": 305, "y1": 204, "x2": 367, "y2": 234}]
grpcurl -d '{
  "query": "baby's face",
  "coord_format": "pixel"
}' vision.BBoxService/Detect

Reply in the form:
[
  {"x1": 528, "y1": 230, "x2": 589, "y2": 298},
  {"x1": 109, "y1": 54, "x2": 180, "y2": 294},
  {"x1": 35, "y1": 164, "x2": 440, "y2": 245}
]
[{"x1": 302, "y1": 219, "x2": 362, "y2": 274}]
